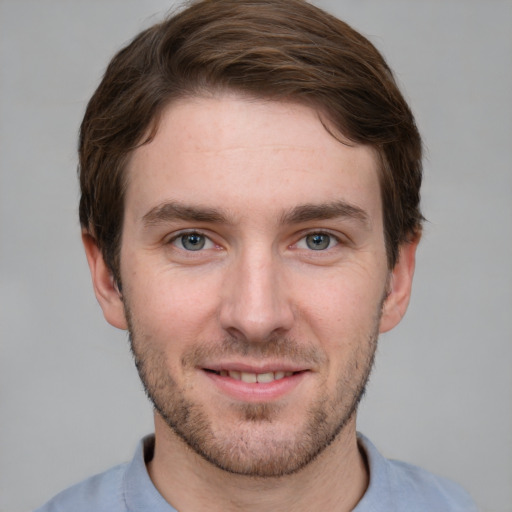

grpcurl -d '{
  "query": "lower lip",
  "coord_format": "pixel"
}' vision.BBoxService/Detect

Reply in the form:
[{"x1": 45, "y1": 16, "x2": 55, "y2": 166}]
[{"x1": 202, "y1": 370, "x2": 308, "y2": 402}]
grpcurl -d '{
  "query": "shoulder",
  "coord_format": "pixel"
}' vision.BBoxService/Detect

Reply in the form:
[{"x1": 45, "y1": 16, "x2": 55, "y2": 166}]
[
  {"x1": 385, "y1": 458, "x2": 478, "y2": 511},
  {"x1": 33, "y1": 463, "x2": 128, "y2": 512},
  {"x1": 356, "y1": 434, "x2": 479, "y2": 512},
  {"x1": 33, "y1": 435, "x2": 175, "y2": 512}
]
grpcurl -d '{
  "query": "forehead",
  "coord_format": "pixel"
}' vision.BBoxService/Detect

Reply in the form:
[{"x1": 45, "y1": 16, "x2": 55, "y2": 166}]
[{"x1": 124, "y1": 94, "x2": 382, "y2": 226}]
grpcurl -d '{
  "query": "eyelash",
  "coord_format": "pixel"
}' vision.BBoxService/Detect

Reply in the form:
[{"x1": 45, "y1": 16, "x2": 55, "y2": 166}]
[
  {"x1": 167, "y1": 231, "x2": 216, "y2": 251},
  {"x1": 167, "y1": 230, "x2": 342, "y2": 253},
  {"x1": 294, "y1": 231, "x2": 341, "y2": 252}
]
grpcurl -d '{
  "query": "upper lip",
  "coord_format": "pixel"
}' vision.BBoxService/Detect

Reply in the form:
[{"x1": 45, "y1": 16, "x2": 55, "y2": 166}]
[{"x1": 201, "y1": 362, "x2": 310, "y2": 374}]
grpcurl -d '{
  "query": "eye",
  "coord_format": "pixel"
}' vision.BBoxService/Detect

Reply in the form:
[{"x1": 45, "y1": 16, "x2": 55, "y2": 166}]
[
  {"x1": 171, "y1": 232, "x2": 214, "y2": 251},
  {"x1": 297, "y1": 232, "x2": 338, "y2": 251}
]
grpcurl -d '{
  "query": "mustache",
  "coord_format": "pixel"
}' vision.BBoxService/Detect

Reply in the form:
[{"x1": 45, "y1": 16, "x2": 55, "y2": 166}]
[{"x1": 180, "y1": 334, "x2": 327, "y2": 368}]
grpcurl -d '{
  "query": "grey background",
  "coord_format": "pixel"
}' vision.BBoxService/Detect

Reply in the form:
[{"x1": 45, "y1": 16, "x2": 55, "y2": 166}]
[{"x1": 1, "y1": 1, "x2": 511, "y2": 511}]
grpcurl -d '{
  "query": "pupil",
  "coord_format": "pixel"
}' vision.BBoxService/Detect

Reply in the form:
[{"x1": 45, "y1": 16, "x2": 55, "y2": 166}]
[
  {"x1": 182, "y1": 233, "x2": 205, "y2": 251},
  {"x1": 307, "y1": 233, "x2": 330, "y2": 250}
]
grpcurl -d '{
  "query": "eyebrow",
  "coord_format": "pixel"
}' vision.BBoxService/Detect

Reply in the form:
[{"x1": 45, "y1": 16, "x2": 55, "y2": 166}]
[
  {"x1": 280, "y1": 201, "x2": 370, "y2": 227},
  {"x1": 142, "y1": 202, "x2": 230, "y2": 227},
  {"x1": 142, "y1": 199, "x2": 370, "y2": 228}
]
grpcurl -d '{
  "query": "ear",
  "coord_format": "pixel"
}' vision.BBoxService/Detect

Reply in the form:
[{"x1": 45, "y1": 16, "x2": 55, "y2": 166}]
[
  {"x1": 82, "y1": 231, "x2": 128, "y2": 330},
  {"x1": 379, "y1": 236, "x2": 420, "y2": 333}
]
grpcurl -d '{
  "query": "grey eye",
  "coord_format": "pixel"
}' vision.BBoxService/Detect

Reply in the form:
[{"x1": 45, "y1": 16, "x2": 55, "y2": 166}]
[
  {"x1": 305, "y1": 233, "x2": 332, "y2": 250},
  {"x1": 180, "y1": 233, "x2": 206, "y2": 251}
]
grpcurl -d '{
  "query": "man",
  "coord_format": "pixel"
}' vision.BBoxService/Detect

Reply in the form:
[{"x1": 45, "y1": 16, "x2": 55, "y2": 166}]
[{"x1": 36, "y1": 0, "x2": 478, "y2": 510}]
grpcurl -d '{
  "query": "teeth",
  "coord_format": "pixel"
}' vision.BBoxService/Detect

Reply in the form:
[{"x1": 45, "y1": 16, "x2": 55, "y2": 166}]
[
  {"x1": 240, "y1": 372, "x2": 257, "y2": 383},
  {"x1": 256, "y1": 372, "x2": 275, "y2": 383},
  {"x1": 219, "y1": 370, "x2": 294, "y2": 382}
]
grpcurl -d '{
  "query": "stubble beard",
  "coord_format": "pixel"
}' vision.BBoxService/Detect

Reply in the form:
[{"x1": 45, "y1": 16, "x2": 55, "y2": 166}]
[{"x1": 126, "y1": 306, "x2": 379, "y2": 478}]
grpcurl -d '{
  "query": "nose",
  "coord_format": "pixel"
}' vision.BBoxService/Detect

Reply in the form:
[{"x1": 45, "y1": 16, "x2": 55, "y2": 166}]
[{"x1": 219, "y1": 248, "x2": 294, "y2": 342}]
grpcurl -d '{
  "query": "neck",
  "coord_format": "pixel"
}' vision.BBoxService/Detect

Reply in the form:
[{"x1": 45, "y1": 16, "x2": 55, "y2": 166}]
[{"x1": 148, "y1": 414, "x2": 369, "y2": 512}]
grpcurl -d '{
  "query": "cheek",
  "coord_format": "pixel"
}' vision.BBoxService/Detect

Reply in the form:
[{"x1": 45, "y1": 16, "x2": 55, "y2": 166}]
[
  {"x1": 293, "y1": 267, "x2": 385, "y2": 343},
  {"x1": 125, "y1": 268, "x2": 222, "y2": 344}
]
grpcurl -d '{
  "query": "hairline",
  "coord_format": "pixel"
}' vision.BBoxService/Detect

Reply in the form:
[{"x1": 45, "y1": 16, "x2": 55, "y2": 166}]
[{"x1": 105, "y1": 89, "x2": 395, "y2": 283}]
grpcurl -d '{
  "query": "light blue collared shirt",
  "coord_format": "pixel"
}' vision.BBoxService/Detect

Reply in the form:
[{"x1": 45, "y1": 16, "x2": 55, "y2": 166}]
[{"x1": 35, "y1": 433, "x2": 478, "y2": 511}]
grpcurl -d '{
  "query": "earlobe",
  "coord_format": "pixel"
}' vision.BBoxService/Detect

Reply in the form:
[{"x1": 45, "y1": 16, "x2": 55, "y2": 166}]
[
  {"x1": 379, "y1": 237, "x2": 419, "y2": 333},
  {"x1": 82, "y1": 232, "x2": 128, "y2": 330}
]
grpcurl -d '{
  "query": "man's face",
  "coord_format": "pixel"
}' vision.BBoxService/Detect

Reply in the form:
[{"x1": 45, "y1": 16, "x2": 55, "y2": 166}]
[{"x1": 89, "y1": 95, "x2": 414, "y2": 477}]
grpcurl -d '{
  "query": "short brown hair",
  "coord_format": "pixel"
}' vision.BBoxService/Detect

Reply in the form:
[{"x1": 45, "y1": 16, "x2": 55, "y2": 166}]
[{"x1": 79, "y1": 0, "x2": 423, "y2": 281}]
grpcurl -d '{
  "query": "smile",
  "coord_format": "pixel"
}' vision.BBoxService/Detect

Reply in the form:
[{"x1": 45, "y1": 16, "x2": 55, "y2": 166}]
[
  {"x1": 210, "y1": 370, "x2": 295, "y2": 383},
  {"x1": 202, "y1": 367, "x2": 309, "y2": 402}
]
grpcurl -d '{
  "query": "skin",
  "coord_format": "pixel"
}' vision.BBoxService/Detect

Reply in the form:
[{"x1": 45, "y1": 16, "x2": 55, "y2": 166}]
[{"x1": 83, "y1": 94, "x2": 418, "y2": 512}]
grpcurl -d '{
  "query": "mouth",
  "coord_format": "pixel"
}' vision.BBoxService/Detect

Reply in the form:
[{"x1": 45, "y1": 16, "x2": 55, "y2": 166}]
[
  {"x1": 201, "y1": 365, "x2": 309, "y2": 402},
  {"x1": 204, "y1": 369, "x2": 297, "y2": 383}
]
